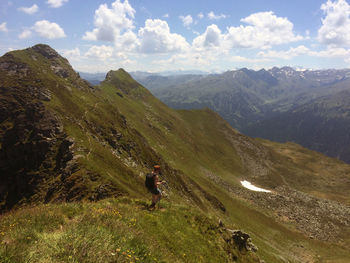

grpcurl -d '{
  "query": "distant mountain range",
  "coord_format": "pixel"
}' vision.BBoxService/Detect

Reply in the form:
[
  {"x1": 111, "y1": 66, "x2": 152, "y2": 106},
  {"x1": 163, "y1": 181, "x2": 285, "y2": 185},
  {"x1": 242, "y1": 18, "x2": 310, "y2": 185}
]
[
  {"x1": 79, "y1": 70, "x2": 210, "y2": 86},
  {"x1": 131, "y1": 67, "x2": 350, "y2": 163}
]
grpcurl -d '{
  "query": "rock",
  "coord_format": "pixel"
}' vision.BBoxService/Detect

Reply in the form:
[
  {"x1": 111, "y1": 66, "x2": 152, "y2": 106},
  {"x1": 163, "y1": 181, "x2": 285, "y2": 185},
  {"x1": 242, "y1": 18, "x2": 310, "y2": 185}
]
[
  {"x1": 0, "y1": 58, "x2": 30, "y2": 77},
  {"x1": 227, "y1": 229, "x2": 258, "y2": 252},
  {"x1": 31, "y1": 44, "x2": 61, "y2": 60},
  {"x1": 50, "y1": 65, "x2": 69, "y2": 78}
]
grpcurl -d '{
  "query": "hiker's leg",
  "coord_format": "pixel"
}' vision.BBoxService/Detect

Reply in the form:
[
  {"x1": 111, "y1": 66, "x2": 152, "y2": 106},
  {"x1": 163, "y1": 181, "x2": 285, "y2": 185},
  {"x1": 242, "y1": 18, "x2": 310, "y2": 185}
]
[{"x1": 151, "y1": 194, "x2": 157, "y2": 205}]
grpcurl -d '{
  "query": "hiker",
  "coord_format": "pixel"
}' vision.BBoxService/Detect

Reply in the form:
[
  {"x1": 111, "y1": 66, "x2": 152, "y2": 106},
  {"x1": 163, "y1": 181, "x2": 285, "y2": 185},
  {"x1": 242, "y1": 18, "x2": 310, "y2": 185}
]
[{"x1": 145, "y1": 165, "x2": 165, "y2": 209}]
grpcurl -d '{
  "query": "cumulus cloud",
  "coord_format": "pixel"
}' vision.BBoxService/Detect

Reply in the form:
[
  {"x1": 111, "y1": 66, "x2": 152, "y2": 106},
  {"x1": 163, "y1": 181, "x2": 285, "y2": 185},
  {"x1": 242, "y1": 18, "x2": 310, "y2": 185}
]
[
  {"x1": 193, "y1": 24, "x2": 225, "y2": 50},
  {"x1": 18, "y1": 29, "x2": 32, "y2": 39},
  {"x1": 60, "y1": 48, "x2": 81, "y2": 60},
  {"x1": 85, "y1": 45, "x2": 114, "y2": 60},
  {"x1": 192, "y1": 12, "x2": 303, "y2": 54},
  {"x1": 83, "y1": 0, "x2": 135, "y2": 42},
  {"x1": 0, "y1": 22, "x2": 8, "y2": 32},
  {"x1": 115, "y1": 30, "x2": 138, "y2": 51},
  {"x1": 226, "y1": 11, "x2": 303, "y2": 49},
  {"x1": 138, "y1": 19, "x2": 190, "y2": 53},
  {"x1": 179, "y1": 15, "x2": 193, "y2": 27},
  {"x1": 258, "y1": 45, "x2": 310, "y2": 59},
  {"x1": 18, "y1": 4, "x2": 38, "y2": 15},
  {"x1": 318, "y1": 0, "x2": 350, "y2": 47},
  {"x1": 47, "y1": 0, "x2": 68, "y2": 8},
  {"x1": 33, "y1": 20, "x2": 66, "y2": 39},
  {"x1": 208, "y1": 11, "x2": 227, "y2": 20}
]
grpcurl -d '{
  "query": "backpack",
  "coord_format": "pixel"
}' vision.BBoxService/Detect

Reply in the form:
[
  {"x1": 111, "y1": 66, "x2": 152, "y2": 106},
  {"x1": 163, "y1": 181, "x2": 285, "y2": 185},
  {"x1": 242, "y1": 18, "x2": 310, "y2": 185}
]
[{"x1": 145, "y1": 173, "x2": 155, "y2": 189}]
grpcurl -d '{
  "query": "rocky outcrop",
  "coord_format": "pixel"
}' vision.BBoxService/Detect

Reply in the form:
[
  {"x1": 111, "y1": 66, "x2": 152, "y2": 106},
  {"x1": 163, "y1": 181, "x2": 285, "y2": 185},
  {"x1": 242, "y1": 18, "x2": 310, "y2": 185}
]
[
  {"x1": 215, "y1": 220, "x2": 261, "y2": 262},
  {"x1": 0, "y1": 45, "x2": 92, "y2": 211},
  {"x1": 0, "y1": 54, "x2": 30, "y2": 77},
  {"x1": 226, "y1": 229, "x2": 258, "y2": 252},
  {"x1": 0, "y1": 82, "x2": 76, "y2": 210}
]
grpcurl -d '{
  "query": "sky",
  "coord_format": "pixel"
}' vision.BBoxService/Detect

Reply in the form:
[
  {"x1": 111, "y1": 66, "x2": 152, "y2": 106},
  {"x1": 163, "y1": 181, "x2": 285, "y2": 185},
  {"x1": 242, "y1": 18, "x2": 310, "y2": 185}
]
[{"x1": 1, "y1": 0, "x2": 350, "y2": 73}]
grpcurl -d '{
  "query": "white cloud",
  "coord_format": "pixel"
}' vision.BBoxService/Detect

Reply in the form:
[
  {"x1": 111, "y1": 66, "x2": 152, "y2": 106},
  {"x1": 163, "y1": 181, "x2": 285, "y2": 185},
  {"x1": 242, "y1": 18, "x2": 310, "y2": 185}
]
[
  {"x1": 309, "y1": 47, "x2": 350, "y2": 58},
  {"x1": 115, "y1": 30, "x2": 138, "y2": 51},
  {"x1": 163, "y1": 13, "x2": 169, "y2": 18},
  {"x1": 138, "y1": 19, "x2": 190, "y2": 53},
  {"x1": 258, "y1": 45, "x2": 310, "y2": 59},
  {"x1": 60, "y1": 48, "x2": 81, "y2": 60},
  {"x1": 309, "y1": 46, "x2": 350, "y2": 65},
  {"x1": 47, "y1": 0, "x2": 68, "y2": 8},
  {"x1": 83, "y1": 0, "x2": 135, "y2": 42},
  {"x1": 258, "y1": 45, "x2": 350, "y2": 64},
  {"x1": 152, "y1": 52, "x2": 213, "y2": 71},
  {"x1": 85, "y1": 45, "x2": 114, "y2": 60},
  {"x1": 193, "y1": 24, "x2": 225, "y2": 50},
  {"x1": 179, "y1": 15, "x2": 193, "y2": 27},
  {"x1": 318, "y1": 0, "x2": 350, "y2": 47},
  {"x1": 208, "y1": 11, "x2": 227, "y2": 20},
  {"x1": 0, "y1": 22, "x2": 8, "y2": 32},
  {"x1": 226, "y1": 11, "x2": 303, "y2": 49},
  {"x1": 18, "y1": 29, "x2": 32, "y2": 39},
  {"x1": 198, "y1": 12, "x2": 204, "y2": 19},
  {"x1": 230, "y1": 55, "x2": 269, "y2": 63},
  {"x1": 18, "y1": 4, "x2": 38, "y2": 15},
  {"x1": 192, "y1": 12, "x2": 304, "y2": 60},
  {"x1": 33, "y1": 20, "x2": 66, "y2": 39}
]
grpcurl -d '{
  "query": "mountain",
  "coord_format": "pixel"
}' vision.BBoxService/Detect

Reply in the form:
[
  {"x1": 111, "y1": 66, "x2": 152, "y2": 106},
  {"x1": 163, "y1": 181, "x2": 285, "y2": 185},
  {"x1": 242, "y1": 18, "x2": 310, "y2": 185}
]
[
  {"x1": 243, "y1": 88, "x2": 350, "y2": 163},
  {"x1": 79, "y1": 70, "x2": 209, "y2": 86},
  {"x1": 134, "y1": 67, "x2": 350, "y2": 162},
  {"x1": 131, "y1": 69, "x2": 209, "y2": 77},
  {"x1": 1, "y1": 45, "x2": 350, "y2": 262},
  {"x1": 134, "y1": 66, "x2": 350, "y2": 129}
]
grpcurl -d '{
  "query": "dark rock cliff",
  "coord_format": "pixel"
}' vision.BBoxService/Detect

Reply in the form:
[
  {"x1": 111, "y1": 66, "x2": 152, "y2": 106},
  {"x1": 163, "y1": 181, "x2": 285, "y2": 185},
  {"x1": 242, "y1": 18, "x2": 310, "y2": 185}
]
[{"x1": 0, "y1": 45, "x2": 80, "y2": 210}]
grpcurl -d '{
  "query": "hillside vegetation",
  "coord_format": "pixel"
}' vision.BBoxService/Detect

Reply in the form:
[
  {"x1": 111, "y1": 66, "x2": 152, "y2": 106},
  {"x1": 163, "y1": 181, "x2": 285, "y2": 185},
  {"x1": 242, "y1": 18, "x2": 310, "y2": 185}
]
[
  {"x1": 1, "y1": 45, "x2": 350, "y2": 262},
  {"x1": 1, "y1": 198, "x2": 262, "y2": 263}
]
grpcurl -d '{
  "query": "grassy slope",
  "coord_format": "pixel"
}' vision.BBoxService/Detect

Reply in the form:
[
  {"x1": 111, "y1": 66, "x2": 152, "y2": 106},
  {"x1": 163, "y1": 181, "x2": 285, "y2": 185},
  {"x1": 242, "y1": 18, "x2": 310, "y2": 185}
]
[
  {"x1": 0, "y1": 198, "x2": 260, "y2": 263},
  {"x1": 97, "y1": 70, "x2": 350, "y2": 262},
  {"x1": 259, "y1": 139, "x2": 350, "y2": 204}
]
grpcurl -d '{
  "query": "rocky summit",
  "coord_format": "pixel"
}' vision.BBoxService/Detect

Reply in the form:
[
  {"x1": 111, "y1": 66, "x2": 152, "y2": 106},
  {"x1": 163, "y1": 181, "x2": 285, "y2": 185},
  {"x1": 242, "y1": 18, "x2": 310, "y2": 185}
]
[{"x1": 0, "y1": 45, "x2": 350, "y2": 263}]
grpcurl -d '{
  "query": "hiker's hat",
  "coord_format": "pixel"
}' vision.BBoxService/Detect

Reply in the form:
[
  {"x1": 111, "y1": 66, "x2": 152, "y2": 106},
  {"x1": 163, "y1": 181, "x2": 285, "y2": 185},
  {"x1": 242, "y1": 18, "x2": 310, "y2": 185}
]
[{"x1": 153, "y1": 165, "x2": 161, "y2": 171}]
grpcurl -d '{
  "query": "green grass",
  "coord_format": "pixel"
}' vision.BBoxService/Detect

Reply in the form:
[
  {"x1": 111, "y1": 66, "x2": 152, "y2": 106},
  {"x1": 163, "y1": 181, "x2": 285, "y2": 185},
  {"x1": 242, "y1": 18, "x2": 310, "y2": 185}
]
[{"x1": 0, "y1": 198, "x2": 260, "y2": 263}]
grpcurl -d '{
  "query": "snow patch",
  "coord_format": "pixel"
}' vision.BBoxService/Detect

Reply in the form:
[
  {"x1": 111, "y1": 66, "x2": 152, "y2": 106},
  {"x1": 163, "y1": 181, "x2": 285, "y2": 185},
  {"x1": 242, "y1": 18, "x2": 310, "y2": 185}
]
[{"x1": 240, "y1": 180, "x2": 271, "y2": 193}]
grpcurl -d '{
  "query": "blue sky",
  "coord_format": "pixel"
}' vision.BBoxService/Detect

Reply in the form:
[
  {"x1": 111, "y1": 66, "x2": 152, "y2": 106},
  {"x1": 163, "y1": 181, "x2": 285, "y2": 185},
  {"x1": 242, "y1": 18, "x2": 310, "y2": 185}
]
[{"x1": 1, "y1": 0, "x2": 350, "y2": 72}]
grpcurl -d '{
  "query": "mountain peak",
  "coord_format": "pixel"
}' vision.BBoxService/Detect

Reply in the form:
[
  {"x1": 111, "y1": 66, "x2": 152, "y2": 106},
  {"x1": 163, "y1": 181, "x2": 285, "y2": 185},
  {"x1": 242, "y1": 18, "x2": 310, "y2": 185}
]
[
  {"x1": 30, "y1": 44, "x2": 63, "y2": 60},
  {"x1": 103, "y1": 68, "x2": 149, "y2": 97},
  {"x1": 105, "y1": 68, "x2": 130, "y2": 81}
]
